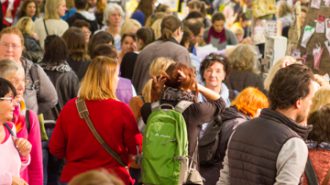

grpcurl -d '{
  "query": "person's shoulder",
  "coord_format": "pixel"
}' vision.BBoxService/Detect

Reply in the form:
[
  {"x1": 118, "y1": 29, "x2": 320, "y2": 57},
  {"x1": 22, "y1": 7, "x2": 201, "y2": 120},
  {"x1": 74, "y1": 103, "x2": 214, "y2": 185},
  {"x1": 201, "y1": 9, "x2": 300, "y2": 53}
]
[
  {"x1": 141, "y1": 41, "x2": 159, "y2": 50},
  {"x1": 61, "y1": 98, "x2": 78, "y2": 111},
  {"x1": 119, "y1": 77, "x2": 132, "y2": 84},
  {"x1": 34, "y1": 17, "x2": 43, "y2": 24}
]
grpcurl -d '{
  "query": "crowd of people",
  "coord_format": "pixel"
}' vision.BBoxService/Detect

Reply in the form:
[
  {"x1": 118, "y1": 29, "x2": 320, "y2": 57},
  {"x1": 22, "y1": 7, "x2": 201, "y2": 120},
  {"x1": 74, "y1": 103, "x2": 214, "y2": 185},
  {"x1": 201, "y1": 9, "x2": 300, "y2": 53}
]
[{"x1": 0, "y1": 0, "x2": 330, "y2": 185}]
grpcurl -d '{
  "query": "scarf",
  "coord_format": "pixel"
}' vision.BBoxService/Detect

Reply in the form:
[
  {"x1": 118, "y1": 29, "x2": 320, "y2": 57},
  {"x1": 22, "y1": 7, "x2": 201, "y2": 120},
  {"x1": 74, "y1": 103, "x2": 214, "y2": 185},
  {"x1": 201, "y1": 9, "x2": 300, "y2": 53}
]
[
  {"x1": 12, "y1": 100, "x2": 27, "y2": 133},
  {"x1": 207, "y1": 26, "x2": 226, "y2": 44},
  {"x1": 39, "y1": 62, "x2": 72, "y2": 73},
  {"x1": 161, "y1": 87, "x2": 196, "y2": 103}
]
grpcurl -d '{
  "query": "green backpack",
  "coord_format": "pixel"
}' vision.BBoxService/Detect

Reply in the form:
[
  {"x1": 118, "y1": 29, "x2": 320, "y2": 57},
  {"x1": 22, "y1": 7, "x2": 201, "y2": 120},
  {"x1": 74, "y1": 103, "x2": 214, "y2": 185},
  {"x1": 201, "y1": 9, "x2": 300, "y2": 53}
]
[{"x1": 142, "y1": 100, "x2": 193, "y2": 185}]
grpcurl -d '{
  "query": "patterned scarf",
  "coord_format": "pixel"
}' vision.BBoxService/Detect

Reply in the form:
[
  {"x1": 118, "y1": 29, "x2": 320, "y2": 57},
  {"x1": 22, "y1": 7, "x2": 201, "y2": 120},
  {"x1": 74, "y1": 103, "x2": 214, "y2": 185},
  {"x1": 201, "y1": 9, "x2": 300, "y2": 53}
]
[
  {"x1": 12, "y1": 100, "x2": 26, "y2": 133},
  {"x1": 160, "y1": 87, "x2": 196, "y2": 103},
  {"x1": 39, "y1": 62, "x2": 72, "y2": 72}
]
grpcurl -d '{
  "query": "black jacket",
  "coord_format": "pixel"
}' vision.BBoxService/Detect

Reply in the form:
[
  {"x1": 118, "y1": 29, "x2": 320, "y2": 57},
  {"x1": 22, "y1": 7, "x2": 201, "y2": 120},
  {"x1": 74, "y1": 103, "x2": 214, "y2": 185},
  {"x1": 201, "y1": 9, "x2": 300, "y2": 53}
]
[{"x1": 40, "y1": 62, "x2": 79, "y2": 121}]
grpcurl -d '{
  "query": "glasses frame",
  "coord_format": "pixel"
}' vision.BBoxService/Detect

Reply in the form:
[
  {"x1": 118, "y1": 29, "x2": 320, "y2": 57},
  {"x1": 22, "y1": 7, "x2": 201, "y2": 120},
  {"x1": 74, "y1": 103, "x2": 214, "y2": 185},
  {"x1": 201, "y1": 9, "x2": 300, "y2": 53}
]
[{"x1": 0, "y1": 96, "x2": 14, "y2": 103}]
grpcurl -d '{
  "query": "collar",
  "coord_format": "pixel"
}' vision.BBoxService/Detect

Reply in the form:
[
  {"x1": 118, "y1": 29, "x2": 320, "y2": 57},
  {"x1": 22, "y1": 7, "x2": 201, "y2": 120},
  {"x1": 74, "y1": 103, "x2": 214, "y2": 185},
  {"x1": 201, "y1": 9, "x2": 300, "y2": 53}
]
[
  {"x1": 260, "y1": 108, "x2": 312, "y2": 140},
  {"x1": 158, "y1": 37, "x2": 179, "y2": 44}
]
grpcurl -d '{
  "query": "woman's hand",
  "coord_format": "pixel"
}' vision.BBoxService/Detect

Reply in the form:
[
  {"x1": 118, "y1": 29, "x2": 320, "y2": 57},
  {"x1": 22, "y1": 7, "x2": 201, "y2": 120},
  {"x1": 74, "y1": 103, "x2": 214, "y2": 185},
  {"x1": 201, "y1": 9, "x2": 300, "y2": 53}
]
[
  {"x1": 14, "y1": 138, "x2": 32, "y2": 157},
  {"x1": 12, "y1": 176, "x2": 28, "y2": 185}
]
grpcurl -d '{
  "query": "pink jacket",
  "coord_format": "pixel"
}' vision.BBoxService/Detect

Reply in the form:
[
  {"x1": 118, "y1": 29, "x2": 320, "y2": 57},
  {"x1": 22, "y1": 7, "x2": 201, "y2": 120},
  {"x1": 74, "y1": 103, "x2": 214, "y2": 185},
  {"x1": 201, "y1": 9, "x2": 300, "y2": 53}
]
[
  {"x1": 13, "y1": 104, "x2": 43, "y2": 185},
  {"x1": 0, "y1": 122, "x2": 30, "y2": 185}
]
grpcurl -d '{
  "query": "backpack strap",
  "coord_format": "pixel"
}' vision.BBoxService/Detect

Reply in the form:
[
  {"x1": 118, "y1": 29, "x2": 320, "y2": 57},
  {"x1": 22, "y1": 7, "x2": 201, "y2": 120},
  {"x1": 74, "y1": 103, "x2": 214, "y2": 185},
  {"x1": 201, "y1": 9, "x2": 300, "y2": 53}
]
[
  {"x1": 151, "y1": 101, "x2": 175, "y2": 111},
  {"x1": 4, "y1": 123, "x2": 15, "y2": 137},
  {"x1": 151, "y1": 100, "x2": 193, "y2": 112},
  {"x1": 175, "y1": 100, "x2": 193, "y2": 113},
  {"x1": 75, "y1": 98, "x2": 126, "y2": 167},
  {"x1": 26, "y1": 110, "x2": 31, "y2": 133},
  {"x1": 29, "y1": 63, "x2": 40, "y2": 93},
  {"x1": 305, "y1": 157, "x2": 320, "y2": 185}
]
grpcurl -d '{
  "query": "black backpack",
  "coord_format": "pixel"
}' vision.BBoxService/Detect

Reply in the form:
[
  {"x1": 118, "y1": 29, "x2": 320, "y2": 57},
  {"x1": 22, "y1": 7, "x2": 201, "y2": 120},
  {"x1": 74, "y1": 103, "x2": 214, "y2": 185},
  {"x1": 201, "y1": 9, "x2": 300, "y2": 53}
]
[{"x1": 198, "y1": 114, "x2": 223, "y2": 165}]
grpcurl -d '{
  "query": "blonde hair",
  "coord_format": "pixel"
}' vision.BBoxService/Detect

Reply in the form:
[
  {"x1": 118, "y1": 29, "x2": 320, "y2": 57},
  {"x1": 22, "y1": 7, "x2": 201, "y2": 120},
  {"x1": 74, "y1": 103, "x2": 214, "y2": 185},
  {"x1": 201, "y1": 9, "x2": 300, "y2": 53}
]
[
  {"x1": 120, "y1": 19, "x2": 141, "y2": 36},
  {"x1": 15, "y1": 16, "x2": 35, "y2": 36},
  {"x1": 151, "y1": 19, "x2": 163, "y2": 40},
  {"x1": 310, "y1": 86, "x2": 330, "y2": 114},
  {"x1": 145, "y1": 12, "x2": 166, "y2": 28},
  {"x1": 141, "y1": 57, "x2": 175, "y2": 102},
  {"x1": 230, "y1": 25, "x2": 244, "y2": 36},
  {"x1": 264, "y1": 56, "x2": 299, "y2": 91},
  {"x1": 79, "y1": 56, "x2": 118, "y2": 100},
  {"x1": 68, "y1": 169, "x2": 124, "y2": 185},
  {"x1": 277, "y1": 0, "x2": 292, "y2": 18},
  {"x1": 44, "y1": 0, "x2": 65, "y2": 19}
]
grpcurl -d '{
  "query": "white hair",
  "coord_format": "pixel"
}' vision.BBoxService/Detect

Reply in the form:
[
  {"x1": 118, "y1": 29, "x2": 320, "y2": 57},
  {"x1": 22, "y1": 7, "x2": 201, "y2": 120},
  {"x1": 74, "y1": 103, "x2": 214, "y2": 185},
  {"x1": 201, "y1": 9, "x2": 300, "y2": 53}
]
[{"x1": 103, "y1": 3, "x2": 125, "y2": 26}]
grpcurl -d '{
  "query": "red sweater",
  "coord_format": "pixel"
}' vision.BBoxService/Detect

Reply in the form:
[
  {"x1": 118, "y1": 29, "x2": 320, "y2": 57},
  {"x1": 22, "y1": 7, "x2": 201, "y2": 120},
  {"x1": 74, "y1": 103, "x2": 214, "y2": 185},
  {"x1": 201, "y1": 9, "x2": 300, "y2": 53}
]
[
  {"x1": 302, "y1": 149, "x2": 330, "y2": 185},
  {"x1": 49, "y1": 98, "x2": 142, "y2": 185}
]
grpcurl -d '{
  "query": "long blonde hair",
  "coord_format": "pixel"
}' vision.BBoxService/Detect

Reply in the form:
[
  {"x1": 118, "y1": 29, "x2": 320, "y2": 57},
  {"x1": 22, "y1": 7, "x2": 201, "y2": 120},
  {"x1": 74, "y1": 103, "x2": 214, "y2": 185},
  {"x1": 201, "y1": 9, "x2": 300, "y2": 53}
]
[
  {"x1": 142, "y1": 57, "x2": 175, "y2": 102},
  {"x1": 79, "y1": 56, "x2": 118, "y2": 100},
  {"x1": 44, "y1": 0, "x2": 65, "y2": 19}
]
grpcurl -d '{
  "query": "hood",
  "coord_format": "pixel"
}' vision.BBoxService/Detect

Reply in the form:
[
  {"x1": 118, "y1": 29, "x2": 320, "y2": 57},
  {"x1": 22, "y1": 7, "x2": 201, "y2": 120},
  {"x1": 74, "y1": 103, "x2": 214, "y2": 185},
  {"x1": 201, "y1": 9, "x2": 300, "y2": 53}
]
[
  {"x1": 222, "y1": 106, "x2": 247, "y2": 122},
  {"x1": 78, "y1": 10, "x2": 96, "y2": 21}
]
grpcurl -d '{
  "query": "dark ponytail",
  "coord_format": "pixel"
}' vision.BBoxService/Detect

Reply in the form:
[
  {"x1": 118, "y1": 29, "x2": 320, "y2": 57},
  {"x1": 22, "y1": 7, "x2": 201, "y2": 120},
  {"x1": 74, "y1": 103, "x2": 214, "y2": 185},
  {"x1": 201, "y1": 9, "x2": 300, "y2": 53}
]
[{"x1": 160, "y1": 15, "x2": 182, "y2": 41}]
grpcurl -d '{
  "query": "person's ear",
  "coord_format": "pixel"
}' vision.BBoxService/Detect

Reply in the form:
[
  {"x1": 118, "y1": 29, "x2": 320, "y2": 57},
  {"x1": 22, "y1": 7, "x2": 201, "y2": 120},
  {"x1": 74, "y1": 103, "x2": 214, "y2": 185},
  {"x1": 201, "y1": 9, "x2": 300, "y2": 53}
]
[
  {"x1": 174, "y1": 28, "x2": 180, "y2": 37},
  {"x1": 295, "y1": 98, "x2": 302, "y2": 109}
]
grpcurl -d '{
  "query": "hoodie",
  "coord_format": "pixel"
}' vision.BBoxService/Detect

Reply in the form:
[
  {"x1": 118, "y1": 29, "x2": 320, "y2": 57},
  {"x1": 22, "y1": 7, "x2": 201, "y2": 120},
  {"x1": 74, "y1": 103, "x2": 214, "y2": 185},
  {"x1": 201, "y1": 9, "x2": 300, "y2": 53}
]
[{"x1": 67, "y1": 10, "x2": 98, "y2": 33}]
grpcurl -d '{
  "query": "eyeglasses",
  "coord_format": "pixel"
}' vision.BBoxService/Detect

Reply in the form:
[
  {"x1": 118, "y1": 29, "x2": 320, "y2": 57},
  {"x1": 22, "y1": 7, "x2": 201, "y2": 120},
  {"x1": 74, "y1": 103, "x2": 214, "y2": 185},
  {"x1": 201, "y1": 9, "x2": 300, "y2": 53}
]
[
  {"x1": 0, "y1": 96, "x2": 14, "y2": 103},
  {"x1": 0, "y1": 42, "x2": 22, "y2": 49}
]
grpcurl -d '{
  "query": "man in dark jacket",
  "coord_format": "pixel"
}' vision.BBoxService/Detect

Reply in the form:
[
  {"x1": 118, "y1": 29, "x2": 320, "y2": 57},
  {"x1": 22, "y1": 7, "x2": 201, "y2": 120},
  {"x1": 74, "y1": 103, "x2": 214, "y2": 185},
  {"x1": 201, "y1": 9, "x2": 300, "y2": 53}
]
[{"x1": 217, "y1": 64, "x2": 318, "y2": 185}]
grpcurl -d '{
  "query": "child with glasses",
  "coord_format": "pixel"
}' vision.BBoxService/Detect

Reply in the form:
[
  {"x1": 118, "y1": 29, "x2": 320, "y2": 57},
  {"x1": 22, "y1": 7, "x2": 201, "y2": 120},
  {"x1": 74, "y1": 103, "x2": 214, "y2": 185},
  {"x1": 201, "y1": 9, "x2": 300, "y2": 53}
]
[{"x1": 0, "y1": 77, "x2": 32, "y2": 185}]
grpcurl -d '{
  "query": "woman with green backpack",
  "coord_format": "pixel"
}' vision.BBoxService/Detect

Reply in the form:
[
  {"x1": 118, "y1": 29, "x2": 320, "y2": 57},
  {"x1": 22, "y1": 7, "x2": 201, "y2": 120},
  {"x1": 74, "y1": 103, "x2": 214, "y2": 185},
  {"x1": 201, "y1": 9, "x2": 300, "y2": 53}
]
[{"x1": 140, "y1": 63, "x2": 226, "y2": 185}]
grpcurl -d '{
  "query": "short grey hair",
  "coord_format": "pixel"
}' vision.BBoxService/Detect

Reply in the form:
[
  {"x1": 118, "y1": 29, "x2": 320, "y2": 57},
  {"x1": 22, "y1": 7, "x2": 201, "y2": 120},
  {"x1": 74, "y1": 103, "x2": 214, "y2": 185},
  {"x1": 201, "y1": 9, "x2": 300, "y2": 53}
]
[
  {"x1": 103, "y1": 3, "x2": 124, "y2": 26},
  {"x1": 0, "y1": 59, "x2": 22, "y2": 78}
]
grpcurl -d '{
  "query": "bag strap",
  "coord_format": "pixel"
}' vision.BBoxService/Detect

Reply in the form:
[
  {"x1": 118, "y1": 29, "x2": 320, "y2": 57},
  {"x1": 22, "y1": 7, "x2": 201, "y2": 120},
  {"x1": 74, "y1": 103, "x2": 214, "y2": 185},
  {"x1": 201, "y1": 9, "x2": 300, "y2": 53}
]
[
  {"x1": 43, "y1": 19, "x2": 49, "y2": 36},
  {"x1": 305, "y1": 157, "x2": 320, "y2": 185},
  {"x1": 75, "y1": 98, "x2": 126, "y2": 167},
  {"x1": 188, "y1": 140, "x2": 198, "y2": 170},
  {"x1": 26, "y1": 110, "x2": 31, "y2": 133},
  {"x1": 4, "y1": 123, "x2": 15, "y2": 137},
  {"x1": 322, "y1": 167, "x2": 330, "y2": 185},
  {"x1": 151, "y1": 100, "x2": 193, "y2": 112},
  {"x1": 29, "y1": 63, "x2": 40, "y2": 93},
  {"x1": 175, "y1": 100, "x2": 193, "y2": 113}
]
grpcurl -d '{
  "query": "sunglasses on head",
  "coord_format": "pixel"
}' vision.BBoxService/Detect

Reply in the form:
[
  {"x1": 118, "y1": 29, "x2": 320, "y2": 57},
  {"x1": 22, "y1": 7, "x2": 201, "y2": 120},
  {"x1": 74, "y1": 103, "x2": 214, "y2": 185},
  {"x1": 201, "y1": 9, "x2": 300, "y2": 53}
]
[{"x1": 205, "y1": 54, "x2": 225, "y2": 62}]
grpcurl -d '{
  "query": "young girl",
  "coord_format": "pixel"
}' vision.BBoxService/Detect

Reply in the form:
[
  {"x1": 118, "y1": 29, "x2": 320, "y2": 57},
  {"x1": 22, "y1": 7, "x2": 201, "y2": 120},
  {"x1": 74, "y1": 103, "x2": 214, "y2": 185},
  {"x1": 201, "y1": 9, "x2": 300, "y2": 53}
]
[{"x1": 0, "y1": 77, "x2": 32, "y2": 185}]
